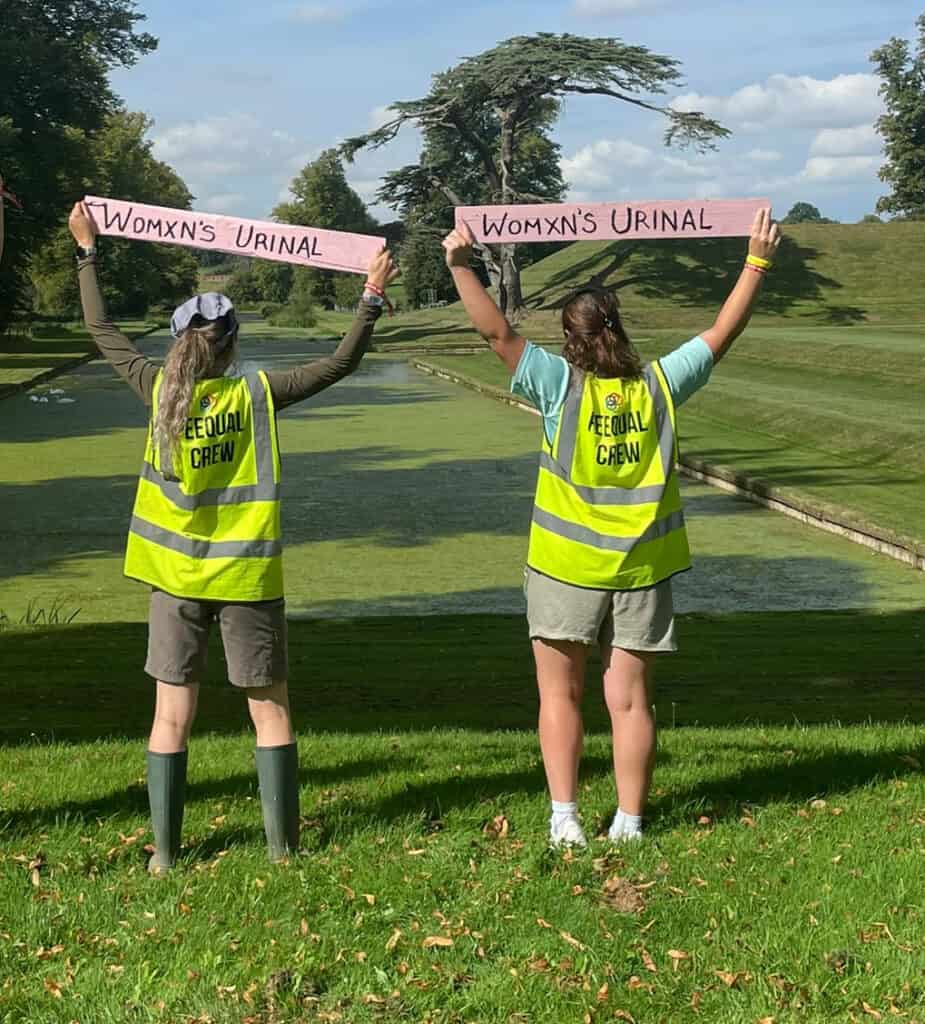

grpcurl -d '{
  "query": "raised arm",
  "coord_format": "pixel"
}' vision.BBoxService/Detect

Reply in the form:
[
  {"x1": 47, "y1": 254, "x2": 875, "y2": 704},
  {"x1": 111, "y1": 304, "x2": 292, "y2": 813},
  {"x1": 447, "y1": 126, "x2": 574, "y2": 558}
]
[
  {"x1": 69, "y1": 201, "x2": 158, "y2": 404},
  {"x1": 443, "y1": 223, "x2": 526, "y2": 374},
  {"x1": 701, "y1": 208, "x2": 781, "y2": 364},
  {"x1": 267, "y1": 247, "x2": 399, "y2": 410}
]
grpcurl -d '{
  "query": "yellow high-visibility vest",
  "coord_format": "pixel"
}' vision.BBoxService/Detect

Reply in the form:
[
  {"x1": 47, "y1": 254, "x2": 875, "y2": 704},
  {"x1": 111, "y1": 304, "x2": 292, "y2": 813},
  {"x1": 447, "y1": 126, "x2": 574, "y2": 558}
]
[
  {"x1": 527, "y1": 361, "x2": 690, "y2": 590},
  {"x1": 124, "y1": 370, "x2": 283, "y2": 601}
]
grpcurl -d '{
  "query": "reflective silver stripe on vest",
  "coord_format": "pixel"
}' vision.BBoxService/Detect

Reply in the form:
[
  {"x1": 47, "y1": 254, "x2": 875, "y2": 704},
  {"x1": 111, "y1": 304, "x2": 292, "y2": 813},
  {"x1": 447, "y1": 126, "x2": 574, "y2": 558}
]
[
  {"x1": 552, "y1": 368, "x2": 585, "y2": 474},
  {"x1": 532, "y1": 507, "x2": 686, "y2": 553},
  {"x1": 130, "y1": 515, "x2": 282, "y2": 559},
  {"x1": 143, "y1": 371, "x2": 279, "y2": 510},
  {"x1": 538, "y1": 451, "x2": 665, "y2": 506},
  {"x1": 642, "y1": 363, "x2": 675, "y2": 481}
]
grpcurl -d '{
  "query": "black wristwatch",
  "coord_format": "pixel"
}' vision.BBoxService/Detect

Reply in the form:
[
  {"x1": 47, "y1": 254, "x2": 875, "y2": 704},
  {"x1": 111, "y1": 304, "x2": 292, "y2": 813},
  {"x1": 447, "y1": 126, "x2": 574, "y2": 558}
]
[{"x1": 76, "y1": 244, "x2": 97, "y2": 260}]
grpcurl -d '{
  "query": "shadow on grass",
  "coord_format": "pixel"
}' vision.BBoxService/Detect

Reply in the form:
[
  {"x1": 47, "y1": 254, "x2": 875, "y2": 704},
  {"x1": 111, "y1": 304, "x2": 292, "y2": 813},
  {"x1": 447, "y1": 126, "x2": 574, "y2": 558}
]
[
  {"x1": 524, "y1": 236, "x2": 868, "y2": 325},
  {"x1": 2, "y1": 609, "x2": 922, "y2": 744},
  {"x1": 0, "y1": 610, "x2": 922, "y2": 838}
]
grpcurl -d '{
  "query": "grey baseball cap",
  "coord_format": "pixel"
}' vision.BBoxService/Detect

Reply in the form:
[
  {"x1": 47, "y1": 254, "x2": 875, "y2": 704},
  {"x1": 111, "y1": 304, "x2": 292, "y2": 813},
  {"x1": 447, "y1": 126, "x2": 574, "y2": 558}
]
[{"x1": 170, "y1": 292, "x2": 238, "y2": 339}]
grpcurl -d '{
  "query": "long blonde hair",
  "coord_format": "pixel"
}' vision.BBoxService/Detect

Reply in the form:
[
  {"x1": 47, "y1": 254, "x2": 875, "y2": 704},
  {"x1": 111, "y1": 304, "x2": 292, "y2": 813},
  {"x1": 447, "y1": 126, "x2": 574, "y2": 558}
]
[{"x1": 154, "y1": 314, "x2": 236, "y2": 474}]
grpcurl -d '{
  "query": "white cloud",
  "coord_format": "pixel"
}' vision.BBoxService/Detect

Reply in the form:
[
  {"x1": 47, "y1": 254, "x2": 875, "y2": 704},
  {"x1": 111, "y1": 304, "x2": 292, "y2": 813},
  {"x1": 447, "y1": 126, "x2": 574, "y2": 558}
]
[
  {"x1": 561, "y1": 139, "x2": 653, "y2": 188},
  {"x1": 152, "y1": 115, "x2": 301, "y2": 180},
  {"x1": 810, "y1": 124, "x2": 880, "y2": 157},
  {"x1": 198, "y1": 193, "x2": 247, "y2": 213},
  {"x1": 746, "y1": 148, "x2": 783, "y2": 163},
  {"x1": 673, "y1": 73, "x2": 882, "y2": 132},
  {"x1": 346, "y1": 178, "x2": 379, "y2": 201},
  {"x1": 368, "y1": 105, "x2": 394, "y2": 130},
  {"x1": 572, "y1": 0, "x2": 666, "y2": 12},
  {"x1": 801, "y1": 155, "x2": 880, "y2": 182},
  {"x1": 290, "y1": 3, "x2": 348, "y2": 22}
]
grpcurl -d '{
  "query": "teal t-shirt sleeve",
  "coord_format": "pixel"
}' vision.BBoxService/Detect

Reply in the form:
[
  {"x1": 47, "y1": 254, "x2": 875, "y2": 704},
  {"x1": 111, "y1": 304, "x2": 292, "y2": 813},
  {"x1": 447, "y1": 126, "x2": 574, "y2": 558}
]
[
  {"x1": 658, "y1": 336, "x2": 714, "y2": 407},
  {"x1": 511, "y1": 342, "x2": 570, "y2": 440}
]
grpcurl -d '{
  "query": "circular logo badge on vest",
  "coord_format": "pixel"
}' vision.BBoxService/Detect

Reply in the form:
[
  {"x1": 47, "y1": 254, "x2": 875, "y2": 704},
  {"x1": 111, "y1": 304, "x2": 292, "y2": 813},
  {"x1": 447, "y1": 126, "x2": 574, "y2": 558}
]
[
  {"x1": 605, "y1": 393, "x2": 622, "y2": 411},
  {"x1": 200, "y1": 395, "x2": 215, "y2": 411}
]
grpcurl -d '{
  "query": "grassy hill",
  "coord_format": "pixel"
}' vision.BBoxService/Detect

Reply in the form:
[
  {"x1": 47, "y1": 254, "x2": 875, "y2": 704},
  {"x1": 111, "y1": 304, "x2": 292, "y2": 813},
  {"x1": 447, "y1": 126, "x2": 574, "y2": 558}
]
[
  {"x1": 396, "y1": 222, "x2": 925, "y2": 549},
  {"x1": 513, "y1": 220, "x2": 925, "y2": 333}
]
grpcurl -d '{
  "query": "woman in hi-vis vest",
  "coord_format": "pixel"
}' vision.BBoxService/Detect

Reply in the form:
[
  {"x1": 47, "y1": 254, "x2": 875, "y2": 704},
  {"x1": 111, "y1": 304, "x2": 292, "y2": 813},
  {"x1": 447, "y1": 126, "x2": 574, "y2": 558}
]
[
  {"x1": 443, "y1": 210, "x2": 780, "y2": 848},
  {"x1": 68, "y1": 202, "x2": 398, "y2": 871}
]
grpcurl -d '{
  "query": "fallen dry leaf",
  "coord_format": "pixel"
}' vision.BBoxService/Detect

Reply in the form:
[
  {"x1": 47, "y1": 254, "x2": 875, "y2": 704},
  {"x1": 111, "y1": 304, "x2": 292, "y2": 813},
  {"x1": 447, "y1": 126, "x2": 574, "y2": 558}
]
[
  {"x1": 627, "y1": 975, "x2": 654, "y2": 994},
  {"x1": 483, "y1": 815, "x2": 509, "y2": 839},
  {"x1": 862, "y1": 1003, "x2": 883, "y2": 1021},
  {"x1": 640, "y1": 947, "x2": 658, "y2": 973},
  {"x1": 714, "y1": 969, "x2": 751, "y2": 988},
  {"x1": 385, "y1": 929, "x2": 402, "y2": 952},
  {"x1": 597, "y1": 982, "x2": 609, "y2": 1002},
  {"x1": 422, "y1": 936, "x2": 453, "y2": 949},
  {"x1": 536, "y1": 917, "x2": 553, "y2": 929},
  {"x1": 559, "y1": 931, "x2": 586, "y2": 951},
  {"x1": 43, "y1": 977, "x2": 63, "y2": 998},
  {"x1": 668, "y1": 949, "x2": 691, "y2": 971},
  {"x1": 613, "y1": 1011, "x2": 636, "y2": 1023}
]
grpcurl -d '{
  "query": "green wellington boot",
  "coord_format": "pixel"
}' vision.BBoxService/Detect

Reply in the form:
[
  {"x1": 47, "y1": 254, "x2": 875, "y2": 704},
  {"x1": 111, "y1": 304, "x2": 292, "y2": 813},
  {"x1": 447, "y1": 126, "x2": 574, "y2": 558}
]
[
  {"x1": 146, "y1": 749, "x2": 188, "y2": 873},
  {"x1": 256, "y1": 742, "x2": 300, "y2": 862}
]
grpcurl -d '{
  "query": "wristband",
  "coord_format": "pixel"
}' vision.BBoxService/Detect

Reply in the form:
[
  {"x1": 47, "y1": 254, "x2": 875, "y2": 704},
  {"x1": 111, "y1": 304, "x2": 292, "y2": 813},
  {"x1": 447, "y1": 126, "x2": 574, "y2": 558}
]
[
  {"x1": 746, "y1": 254, "x2": 772, "y2": 270},
  {"x1": 363, "y1": 281, "x2": 394, "y2": 316},
  {"x1": 744, "y1": 264, "x2": 767, "y2": 276}
]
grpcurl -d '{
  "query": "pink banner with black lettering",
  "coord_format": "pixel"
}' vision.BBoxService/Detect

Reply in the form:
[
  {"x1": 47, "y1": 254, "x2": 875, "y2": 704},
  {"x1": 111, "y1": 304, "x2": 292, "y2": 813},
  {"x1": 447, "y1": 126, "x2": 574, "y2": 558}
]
[
  {"x1": 84, "y1": 196, "x2": 384, "y2": 274},
  {"x1": 456, "y1": 198, "x2": 770, "y2": 244}
]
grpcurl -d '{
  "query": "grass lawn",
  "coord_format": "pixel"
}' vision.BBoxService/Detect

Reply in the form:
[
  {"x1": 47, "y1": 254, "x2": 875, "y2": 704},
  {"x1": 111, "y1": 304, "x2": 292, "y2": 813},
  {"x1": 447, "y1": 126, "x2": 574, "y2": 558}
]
[
  {"x1": 0, "y1": 321, "x2": 161, "y2": 388},
  {"x1": 0, "y1": 614, "x2": 923, "y2": 1023},
  {"x1": 417, "y1": 321, "x2": 925, "y2": 549},
  {"x1": 1, "y1": 318, "x2": 923, "y2": 1023}
]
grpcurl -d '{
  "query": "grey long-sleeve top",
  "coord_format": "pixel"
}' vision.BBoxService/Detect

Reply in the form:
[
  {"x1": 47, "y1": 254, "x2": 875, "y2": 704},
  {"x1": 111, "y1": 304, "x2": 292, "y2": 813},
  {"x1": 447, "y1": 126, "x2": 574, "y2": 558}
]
[{"x1": 77, "y1": 257, "x2": 382, "y2": 409}]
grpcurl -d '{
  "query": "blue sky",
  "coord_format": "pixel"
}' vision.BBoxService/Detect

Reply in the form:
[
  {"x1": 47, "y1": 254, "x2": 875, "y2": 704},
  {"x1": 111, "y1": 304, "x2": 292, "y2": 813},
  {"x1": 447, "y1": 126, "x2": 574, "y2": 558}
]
[{"x1": 111, "y1": 0, "x2": 923, "y2": 223}]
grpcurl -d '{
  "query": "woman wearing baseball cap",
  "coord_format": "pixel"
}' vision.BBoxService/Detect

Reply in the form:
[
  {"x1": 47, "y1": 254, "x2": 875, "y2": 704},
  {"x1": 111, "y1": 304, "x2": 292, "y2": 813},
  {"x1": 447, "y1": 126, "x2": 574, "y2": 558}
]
[{"x1": 68, "y1": 201, "x2": 398, "y2": 871}]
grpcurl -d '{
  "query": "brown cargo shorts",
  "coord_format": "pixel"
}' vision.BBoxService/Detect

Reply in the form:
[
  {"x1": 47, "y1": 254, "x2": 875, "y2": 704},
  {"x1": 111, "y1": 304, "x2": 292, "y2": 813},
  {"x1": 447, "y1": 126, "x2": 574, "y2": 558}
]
[{"x1": 145, "y1": 588, "x2": 289, "y2": 688}]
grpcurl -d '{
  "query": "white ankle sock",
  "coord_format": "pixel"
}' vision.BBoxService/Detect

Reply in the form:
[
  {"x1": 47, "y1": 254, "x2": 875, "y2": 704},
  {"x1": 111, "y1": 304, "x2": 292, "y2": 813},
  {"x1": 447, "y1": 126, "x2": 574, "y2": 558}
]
[
  {"x1": 609, "y1": 808, "x2": 643, "y2": 838},
  {"x1": 550, "y1": 800, "x2": 579, "y2": 830}
]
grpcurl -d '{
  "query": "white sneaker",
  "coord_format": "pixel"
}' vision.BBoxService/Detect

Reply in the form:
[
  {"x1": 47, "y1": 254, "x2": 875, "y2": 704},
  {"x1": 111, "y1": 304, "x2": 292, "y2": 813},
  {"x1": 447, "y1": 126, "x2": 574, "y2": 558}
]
[{"x1": 550, "y1": 817, "x2": 588, "y2": 848}]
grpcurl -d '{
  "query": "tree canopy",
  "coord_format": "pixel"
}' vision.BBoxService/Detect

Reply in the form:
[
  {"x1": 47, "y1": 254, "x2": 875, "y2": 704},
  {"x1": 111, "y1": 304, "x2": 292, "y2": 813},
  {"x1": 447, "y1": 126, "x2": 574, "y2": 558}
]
[
  {"x1": 343, "y1": 33, "x2": 728, "y2": 315},
  {"x1": 781, "y1": 202, "x2": 837, "y2": 224},
  {"x1": 871, "y1": 13, "x2": 925, "y2": 217},
  {"x1": 273, "y1": 149, "x2": 378, "y2": 308},
  {"x1": 30, "y1": 111, "x2": 199, "y2": 317},
  {"x1": 0, "y1": 0, "x2": 156, "y2": 326}
]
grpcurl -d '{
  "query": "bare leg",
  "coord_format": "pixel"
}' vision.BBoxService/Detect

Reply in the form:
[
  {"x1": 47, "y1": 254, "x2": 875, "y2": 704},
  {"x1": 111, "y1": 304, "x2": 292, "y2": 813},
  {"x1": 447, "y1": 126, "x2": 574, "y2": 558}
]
[
  {"x1": 602, "y1": 646, "x2": 657, "y2": 817},
  {"x1": 247, "y1": 681, "x2": 295, "y2": 746},
  {"x1": 149, "y1": 681, "x2": 200, "y2": 753},
  {"x1": 533, "y1": 638, "x2": 588, "y2": 803}
]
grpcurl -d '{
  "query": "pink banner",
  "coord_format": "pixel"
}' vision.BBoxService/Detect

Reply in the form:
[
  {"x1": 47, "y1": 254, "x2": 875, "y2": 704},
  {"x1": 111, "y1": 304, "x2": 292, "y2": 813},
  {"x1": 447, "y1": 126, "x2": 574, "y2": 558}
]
[
  {"x1": 456, "y1": 198, "x2": 770, "y2": 244},
  {"x1": 84, "y1": 196, "x2": 385, "y2": 275}
]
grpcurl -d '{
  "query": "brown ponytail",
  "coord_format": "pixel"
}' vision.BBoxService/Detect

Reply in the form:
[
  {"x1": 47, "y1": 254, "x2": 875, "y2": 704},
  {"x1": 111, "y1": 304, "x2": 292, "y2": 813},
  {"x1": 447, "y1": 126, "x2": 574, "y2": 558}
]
[
  {"x1": 561, "y1": 288, "x2": 642, "y2": 379},
  {"x1": 154, "y1": 315, "x2": 236, "y2": 475}
]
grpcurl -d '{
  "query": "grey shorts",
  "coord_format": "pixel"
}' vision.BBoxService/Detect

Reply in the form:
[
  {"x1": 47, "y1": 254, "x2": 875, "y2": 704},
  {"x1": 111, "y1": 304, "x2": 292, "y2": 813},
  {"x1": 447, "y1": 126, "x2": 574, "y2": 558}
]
[
  {"x1": 145, "y1": 589, "x2": 289, "y2": 688},
  {"x1": 525, "y1": 568, "x2": 677, "y2": 652}
]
